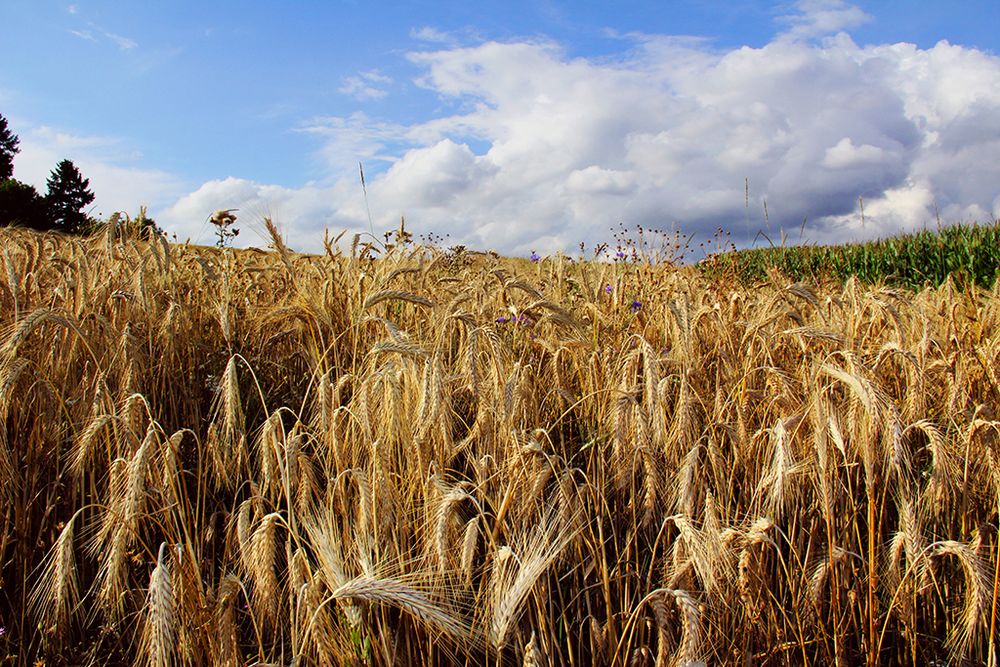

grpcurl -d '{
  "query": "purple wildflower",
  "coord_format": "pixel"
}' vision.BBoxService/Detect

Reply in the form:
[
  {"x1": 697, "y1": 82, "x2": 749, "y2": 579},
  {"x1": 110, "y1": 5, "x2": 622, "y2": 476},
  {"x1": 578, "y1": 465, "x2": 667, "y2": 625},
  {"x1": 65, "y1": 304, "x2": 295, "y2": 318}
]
[
  {"x1": 615, "y1": 251, "x2": 626, "y2": 259},
  {"x1": 530, "y1": 251, "x2": 541, "y2": 262},
  {"x1": 630, "y1": 300, "x2": 642, "y2": 313},
  {"x1": 604, "y1": 284, "x2": 613, "y2": 294},
  {"x1": 496, "y1": 316, "x2": 508, "y2": 324}
]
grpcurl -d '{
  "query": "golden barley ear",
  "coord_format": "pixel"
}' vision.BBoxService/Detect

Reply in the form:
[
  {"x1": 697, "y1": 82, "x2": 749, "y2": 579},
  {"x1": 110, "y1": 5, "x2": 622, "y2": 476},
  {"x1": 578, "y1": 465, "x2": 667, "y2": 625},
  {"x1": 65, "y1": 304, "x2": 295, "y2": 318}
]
[
  {"x1": 489, "y1": 506, "x2": 579, "y2": 649},
  {"x1": 363, "y1": 289, "x2": 434, "y2": 311},
  {"x1": 331, "y1": 575, "x2": 473, "y2": 645},
  {"x1": 70, "y1": 412, "x2": 114, "y2": 478},
  {"x1": 737, "y1": 517, "x2": 774, "y2": 622},
  {"x1": 262, "y1": 216, "x2": 294, "y2": 274},
  {"x1": 248, "y1": 511, "x2": 282, "y2": 626},
  {"x1": 1, "y1": 307, "x2": 87, "y2": 360},
  {"x1": 433, "y1": 486, "x2": 472, "y2": 572},
  {"x1": 95, "y1": 523, "x2": 131, "y2": 625},
  {"x1": 523, "y1": 630, "x2": 546, "y2": 667},
  {"x1": 460, "y1": 516, "x2": 481, "y2": 586},
  {"x1": 210, "y1": 574, "x2": 243, "y2": 667},
  {"x1": 29, "y1": 509, "x2": 83, "y2": 645},
  {"x1": 140, "y1": 542, "x2": 176, "y2": 667},
  {"x1": 649, "y1": 588, "x2": 704, "y2": 667},
  {"x1": 208, "y1": 359, "x2": 253, "y2": 492},
  {"x1": 930, "y1": 540, "x2": 991, "y2": 663}
]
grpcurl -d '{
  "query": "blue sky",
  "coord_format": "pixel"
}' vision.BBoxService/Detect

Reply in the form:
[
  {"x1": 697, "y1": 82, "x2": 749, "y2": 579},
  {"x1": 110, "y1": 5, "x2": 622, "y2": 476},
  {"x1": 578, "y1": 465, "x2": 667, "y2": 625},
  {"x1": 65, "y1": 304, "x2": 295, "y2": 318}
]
[{"x1": 3, "y1": 1, "x2": 1000, "y2": 255}]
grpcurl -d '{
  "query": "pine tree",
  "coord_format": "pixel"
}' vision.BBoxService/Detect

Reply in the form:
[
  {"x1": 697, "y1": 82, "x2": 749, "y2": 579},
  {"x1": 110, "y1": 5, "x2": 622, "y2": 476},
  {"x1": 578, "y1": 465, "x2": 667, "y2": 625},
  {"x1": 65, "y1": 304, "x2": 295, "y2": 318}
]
[
  {"x1": 45, "y1": 159, "x2": 95, "y2": 234},
  {"x1": 0, "y1": 113, "x2": 20, "y2": 181}
]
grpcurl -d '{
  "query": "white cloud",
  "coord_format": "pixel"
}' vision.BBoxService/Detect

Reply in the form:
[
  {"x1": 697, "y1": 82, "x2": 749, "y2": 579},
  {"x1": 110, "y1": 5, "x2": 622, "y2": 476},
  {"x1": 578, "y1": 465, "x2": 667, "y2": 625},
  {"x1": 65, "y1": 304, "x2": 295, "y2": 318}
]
[
  {"x1": 822, "y1": 138, "x2": 887, "y2": 169},
  {"x1": 68, "y1": 27, "x2": 137, "y2": 50},
  {"x1": 67, "y1": 7, "x2": 138, "y2": 52},
  {"x1": 155, "y1": 177, "x2": 366, "y2": 248},
  {"x1": 104, "y1": 31, "x2": 137, "y2": 51},
  {"x1": 410, "y1": 26, "x2": 453, "y2": 44},
  {"x1": 69, "y1": 29, "x2": 97, "y2": 43},
  {"x1": 778, "y1": 0, "x2": 871, "y2": 40},
  {"x1": 297, "y1": 112, "x2": 412, "y2": 173},
  {"x1": 566, "y1": 166, "x2": 636, "y2": 196},
  {"x1": 338, "y1": 70, "x2": 393, "y2": 101},
  {"x1": 147, "y1": 4, "x2": 1000, "y2": 256},
  {"x1": 13, "y1": 124, "x2": 183, "y2": 218}
]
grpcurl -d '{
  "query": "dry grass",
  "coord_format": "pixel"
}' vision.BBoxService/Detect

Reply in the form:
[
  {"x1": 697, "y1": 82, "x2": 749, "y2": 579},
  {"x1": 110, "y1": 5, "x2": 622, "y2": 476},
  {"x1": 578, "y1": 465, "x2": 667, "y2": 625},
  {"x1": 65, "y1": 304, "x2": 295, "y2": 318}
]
[{"x1": 0, "y1": 225, "x2": 998, "y2": 665}]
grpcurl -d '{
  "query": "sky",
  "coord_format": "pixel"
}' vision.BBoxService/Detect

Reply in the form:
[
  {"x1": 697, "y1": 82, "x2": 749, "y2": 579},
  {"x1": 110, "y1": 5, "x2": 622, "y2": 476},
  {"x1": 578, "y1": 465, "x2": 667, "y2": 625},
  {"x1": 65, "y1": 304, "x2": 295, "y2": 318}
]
[{"x1": 3, "y1": 1, "x2": 1000, "y2": 257}]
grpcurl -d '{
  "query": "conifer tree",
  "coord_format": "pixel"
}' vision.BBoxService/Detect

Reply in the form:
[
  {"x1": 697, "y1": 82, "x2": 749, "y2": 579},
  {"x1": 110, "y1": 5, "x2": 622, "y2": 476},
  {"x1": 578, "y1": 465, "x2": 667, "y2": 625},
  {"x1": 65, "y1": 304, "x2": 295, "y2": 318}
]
[
  {"x1": 0, "y1": 113, "x2": 20, "y2": 181},
  {"x1": 45, "y1": 159, "x2": 95, "y2": 234}
]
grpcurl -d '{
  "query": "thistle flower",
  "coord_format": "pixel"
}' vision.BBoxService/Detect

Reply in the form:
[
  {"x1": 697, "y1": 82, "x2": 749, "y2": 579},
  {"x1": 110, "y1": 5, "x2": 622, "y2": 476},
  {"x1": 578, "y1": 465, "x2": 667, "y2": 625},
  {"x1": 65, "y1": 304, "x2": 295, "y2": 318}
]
[
  {"x1": 208, "y1": 209, "x2": 239, "y2": 248},
  {"x1": 209, "y1": 209, "x2": 238, "y2": 227}
]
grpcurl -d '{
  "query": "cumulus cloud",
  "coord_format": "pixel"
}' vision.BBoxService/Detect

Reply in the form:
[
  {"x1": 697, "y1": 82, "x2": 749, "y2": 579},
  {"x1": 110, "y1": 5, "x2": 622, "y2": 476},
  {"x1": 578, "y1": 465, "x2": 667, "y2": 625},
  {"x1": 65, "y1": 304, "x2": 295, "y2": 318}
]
[
  {"x1": 152, "y1": 2, "x2": 1000, "y2": 256},
  {"x1": 156, "y1": 176, "x2": 370, "y2": 248},
  {"x1": 566, "y1": 167, "x2": 636, "y2": 196},
  {"x1": 821, "y1": 138, "x2": 887, "y2": 169},
  {"x1": 375, "y1": 139, "x2": 495, "y2": 208}
]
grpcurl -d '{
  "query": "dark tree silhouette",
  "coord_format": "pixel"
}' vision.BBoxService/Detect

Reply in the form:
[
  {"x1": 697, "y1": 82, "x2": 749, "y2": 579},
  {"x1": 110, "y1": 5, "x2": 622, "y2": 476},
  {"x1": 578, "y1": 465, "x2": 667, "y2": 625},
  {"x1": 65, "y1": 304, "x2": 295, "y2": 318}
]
[
  {"x1": 0, "y1": 179, "x2": 47, "y2": 228},
  {"x1": 0, "y1": 113, "x2": 20, "y2": 181},
  {"x1": 45, "y1": 159, "x2": 95, "y2": 234}
]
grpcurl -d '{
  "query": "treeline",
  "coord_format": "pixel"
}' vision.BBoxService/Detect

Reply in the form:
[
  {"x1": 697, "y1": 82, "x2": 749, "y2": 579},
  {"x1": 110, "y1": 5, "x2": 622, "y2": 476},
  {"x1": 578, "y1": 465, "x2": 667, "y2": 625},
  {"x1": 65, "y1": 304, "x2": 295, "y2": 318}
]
[{"x1": 0, "y1": 112, "x2": 97, "y2": 234}]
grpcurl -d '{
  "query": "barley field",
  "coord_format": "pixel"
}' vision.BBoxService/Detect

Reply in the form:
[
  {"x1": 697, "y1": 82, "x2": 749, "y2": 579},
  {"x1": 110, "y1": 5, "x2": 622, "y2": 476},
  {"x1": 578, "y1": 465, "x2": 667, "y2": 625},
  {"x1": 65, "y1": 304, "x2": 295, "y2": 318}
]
[{"x1": 1, "y1": 223, "x2": 998, "y2": 666}]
